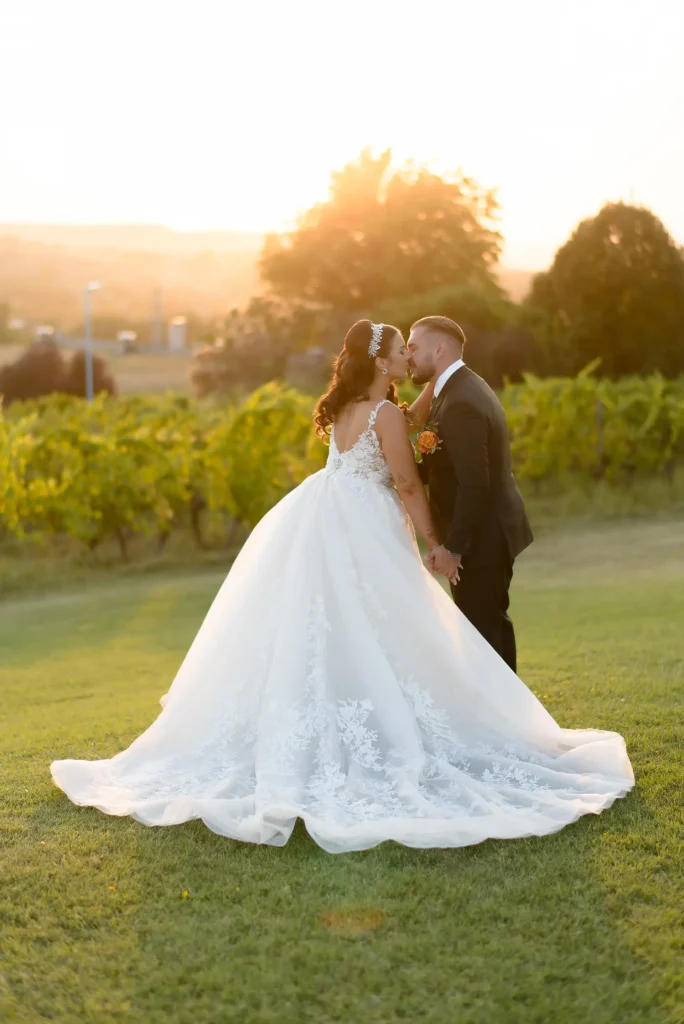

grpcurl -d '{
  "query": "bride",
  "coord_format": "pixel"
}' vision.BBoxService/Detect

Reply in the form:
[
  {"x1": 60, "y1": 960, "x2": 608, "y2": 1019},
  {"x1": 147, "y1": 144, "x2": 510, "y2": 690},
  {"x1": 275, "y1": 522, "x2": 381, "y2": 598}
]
[{"x1": 51, "y1": 320, "x2": 634, "y2": 853}]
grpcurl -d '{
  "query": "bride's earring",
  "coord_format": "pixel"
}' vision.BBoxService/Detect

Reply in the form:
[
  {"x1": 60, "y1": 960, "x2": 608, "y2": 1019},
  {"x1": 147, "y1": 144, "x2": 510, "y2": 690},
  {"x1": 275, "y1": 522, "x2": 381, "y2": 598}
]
[{"x1": 381, "y1": 367, "x2": 388, "y2": 375}]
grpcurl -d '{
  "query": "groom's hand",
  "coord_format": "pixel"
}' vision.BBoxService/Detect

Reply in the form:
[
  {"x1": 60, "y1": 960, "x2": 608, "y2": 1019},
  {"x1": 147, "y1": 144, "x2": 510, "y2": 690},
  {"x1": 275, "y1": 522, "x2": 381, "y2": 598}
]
[{"x1": 426, "y1": 545, "x2": 462, "y2": 584}]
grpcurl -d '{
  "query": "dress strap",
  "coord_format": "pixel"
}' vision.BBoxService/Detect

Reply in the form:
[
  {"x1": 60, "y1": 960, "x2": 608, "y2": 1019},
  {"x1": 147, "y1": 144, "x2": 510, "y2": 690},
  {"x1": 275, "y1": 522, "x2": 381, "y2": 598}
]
[{"x1": 367, "y1": 399, "x2": 390, "y2": 431}]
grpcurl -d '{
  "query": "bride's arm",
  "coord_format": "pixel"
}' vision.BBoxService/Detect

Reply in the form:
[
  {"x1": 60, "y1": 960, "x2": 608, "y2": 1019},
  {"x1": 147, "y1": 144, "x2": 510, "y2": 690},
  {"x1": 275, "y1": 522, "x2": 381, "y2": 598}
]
[
  {"x1": 404, "y1": 381, "x2": 435, "y2": 431},
  {"x1": 375, "y1": 403, "x2": 442, "y2": 552}
]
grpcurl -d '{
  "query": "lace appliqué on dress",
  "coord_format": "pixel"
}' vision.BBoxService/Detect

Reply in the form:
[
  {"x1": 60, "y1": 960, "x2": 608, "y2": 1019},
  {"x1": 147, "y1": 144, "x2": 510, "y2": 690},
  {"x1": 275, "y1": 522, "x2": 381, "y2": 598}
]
[{"x1": 326, "y1": 399, "x2": 395, "y2": 489}]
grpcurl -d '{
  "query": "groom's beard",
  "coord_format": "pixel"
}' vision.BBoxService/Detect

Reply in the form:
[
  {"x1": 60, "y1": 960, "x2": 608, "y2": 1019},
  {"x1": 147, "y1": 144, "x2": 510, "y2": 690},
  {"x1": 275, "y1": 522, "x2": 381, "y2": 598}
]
[{"x1": 410, "y1": 368, "x2": 434, "y2": 386}]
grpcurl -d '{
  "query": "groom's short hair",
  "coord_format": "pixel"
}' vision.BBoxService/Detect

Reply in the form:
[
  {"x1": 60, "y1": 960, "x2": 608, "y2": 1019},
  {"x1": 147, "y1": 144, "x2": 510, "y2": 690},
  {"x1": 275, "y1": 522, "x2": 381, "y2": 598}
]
[{"x1": 411, "y1": 316, "x2": 466, "y2": 348}]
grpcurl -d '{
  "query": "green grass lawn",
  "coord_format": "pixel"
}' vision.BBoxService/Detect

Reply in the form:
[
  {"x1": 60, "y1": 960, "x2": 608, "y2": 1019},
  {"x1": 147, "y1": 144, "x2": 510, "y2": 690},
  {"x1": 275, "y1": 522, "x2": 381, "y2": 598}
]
[{"x1": 1, "y1": 519, "x2": 683, "y2": 1023}]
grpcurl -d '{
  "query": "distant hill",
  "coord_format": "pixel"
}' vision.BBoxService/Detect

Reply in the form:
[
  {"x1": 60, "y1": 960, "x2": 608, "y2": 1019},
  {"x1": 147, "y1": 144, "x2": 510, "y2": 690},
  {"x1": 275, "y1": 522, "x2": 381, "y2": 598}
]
[
  {"x1": 0, "y1": 223, "x2": 265, "y2": 256},
  {"x1": 0, "y1": 230, "x2": 263, "y2": 334},
  {"x1": 0, "y1": 223, "x2": 535, "y2": 334}
]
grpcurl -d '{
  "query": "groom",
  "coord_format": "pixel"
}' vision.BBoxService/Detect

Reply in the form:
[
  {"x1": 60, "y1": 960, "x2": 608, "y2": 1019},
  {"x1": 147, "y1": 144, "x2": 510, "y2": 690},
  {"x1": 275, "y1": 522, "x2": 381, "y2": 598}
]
[{"x1": 407, "y1": 316, "x2": 533, "y2": 673}]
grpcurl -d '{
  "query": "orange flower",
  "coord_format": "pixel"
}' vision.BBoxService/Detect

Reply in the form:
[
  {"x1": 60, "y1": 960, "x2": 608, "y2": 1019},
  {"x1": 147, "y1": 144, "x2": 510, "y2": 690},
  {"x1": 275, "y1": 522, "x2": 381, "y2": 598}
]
[{"x1": 417, "y1": 430, "x2": 439, "y2": 455}]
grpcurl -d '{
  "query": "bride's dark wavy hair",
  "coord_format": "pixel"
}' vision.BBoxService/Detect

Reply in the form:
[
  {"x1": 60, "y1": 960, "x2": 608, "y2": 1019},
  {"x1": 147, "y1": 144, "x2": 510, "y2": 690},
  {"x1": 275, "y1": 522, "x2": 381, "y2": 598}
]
[{"x1": 314, "y1": 320, "x2": 404, "y2": 437}]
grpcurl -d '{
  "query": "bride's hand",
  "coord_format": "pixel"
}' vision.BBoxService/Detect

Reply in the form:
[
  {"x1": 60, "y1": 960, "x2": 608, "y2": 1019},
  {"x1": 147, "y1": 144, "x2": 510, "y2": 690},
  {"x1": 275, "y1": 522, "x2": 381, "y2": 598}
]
[{"x1": 425, "y1": 545, "x2": 462, "y2": 583}]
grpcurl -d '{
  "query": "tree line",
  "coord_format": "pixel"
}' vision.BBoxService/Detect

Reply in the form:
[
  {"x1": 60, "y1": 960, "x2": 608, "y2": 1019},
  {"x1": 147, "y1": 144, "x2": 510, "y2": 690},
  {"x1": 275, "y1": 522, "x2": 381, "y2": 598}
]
[
  {"x1": 252, "y1": 149, "x2": 684, "y2": 389},
  {"x1": 189, "y1": 151, "x2": 684, "y2": 397},
  {"x1": 2, "y1": 147, "x2": 684, "y2": 403}
]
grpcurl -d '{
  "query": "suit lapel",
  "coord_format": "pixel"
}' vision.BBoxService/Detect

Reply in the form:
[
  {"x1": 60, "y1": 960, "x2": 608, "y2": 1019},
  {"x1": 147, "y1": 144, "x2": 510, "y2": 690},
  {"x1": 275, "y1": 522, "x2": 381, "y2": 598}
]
[{"x1": 429, "y1": 365, "x2": 470, "y2": 422}]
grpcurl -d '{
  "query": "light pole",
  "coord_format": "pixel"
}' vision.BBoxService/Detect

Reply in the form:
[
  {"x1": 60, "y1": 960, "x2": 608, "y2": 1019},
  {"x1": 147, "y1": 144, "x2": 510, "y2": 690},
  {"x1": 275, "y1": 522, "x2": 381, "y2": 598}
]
[{"x1": 84, "y1": 281, "x2": 101, "y2": 401}]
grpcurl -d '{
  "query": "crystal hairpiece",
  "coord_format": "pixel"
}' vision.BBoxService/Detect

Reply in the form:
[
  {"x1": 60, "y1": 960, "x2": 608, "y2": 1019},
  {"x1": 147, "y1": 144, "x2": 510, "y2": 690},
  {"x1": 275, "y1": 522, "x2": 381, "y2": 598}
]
[{"x1": 368, "y1": 322, "x2": 384, "y2": 358}]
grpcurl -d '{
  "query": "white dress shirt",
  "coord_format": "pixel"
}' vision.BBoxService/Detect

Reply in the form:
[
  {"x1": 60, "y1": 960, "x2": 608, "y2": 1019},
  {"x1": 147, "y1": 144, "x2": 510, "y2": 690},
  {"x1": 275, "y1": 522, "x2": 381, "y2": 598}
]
[{"x1": 433, "y1": 359, "x2": 465, "y2": 399}]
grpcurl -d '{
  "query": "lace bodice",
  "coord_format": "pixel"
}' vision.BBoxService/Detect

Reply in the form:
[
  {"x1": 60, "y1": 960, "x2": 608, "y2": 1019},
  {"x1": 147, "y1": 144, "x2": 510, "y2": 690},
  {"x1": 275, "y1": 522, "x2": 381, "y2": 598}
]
[{"x1": 325, "y1": 400, "x2": 394, "y2": 487}]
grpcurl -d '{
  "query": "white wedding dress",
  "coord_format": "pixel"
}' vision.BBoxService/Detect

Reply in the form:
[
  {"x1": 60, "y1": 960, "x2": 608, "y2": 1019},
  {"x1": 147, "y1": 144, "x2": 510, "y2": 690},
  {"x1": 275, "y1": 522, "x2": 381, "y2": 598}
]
[{"x1": 51, "y1": 400, "x2": 634, "y2": 853}]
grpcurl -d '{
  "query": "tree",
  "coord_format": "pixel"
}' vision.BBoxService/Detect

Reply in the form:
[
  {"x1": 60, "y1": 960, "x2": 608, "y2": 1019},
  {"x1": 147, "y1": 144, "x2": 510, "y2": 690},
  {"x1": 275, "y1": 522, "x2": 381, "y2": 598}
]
[
  {"x1": 374, "y1": 283, "x2": 533, "y2": 387},
  {"x1": 0, "y1": 340, "x2": 67, "y2": 404},
  {"x1": 525, "y1": 203, "x2": 684, "y2": 377},
  {"x1": 0, "y1": 340, "x2": 116, "y2": 405},
  {"x1": 190, "y1": 298, "x2": 355, "y2": 397},
  {"x1": 260, "y1": 149, "x2": 502, "y2": 310},
  {"x1": 63, "y1": 350, "x2": 117, "y2": 398},
  {"x1": 0, "y1": 303, "x2": 10, "y2": 345},
  {"x1": 373, "y1": 282, "x2": 514, "y2": 337},
  {"x1": 190, "y1": 298, "x2": 307, "y2": 397}
]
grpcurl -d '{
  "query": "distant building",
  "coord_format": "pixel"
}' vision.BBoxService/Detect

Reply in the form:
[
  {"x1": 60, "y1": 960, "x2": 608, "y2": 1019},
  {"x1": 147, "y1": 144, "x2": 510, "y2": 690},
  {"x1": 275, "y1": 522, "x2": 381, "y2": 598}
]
[
  {"x1": 167, "y1": 316, "x2": 187, "y2": 351},
  {"x1": 117, "y1": 330, "x2": 138, "y2": 353}
]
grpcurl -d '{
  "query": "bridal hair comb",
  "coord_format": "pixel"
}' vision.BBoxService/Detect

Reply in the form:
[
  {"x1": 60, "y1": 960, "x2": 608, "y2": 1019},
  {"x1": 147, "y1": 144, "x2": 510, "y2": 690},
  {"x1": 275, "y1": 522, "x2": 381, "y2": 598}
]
[{"x1": 368, "y1": 323, "x2": 384, "y2": 358}]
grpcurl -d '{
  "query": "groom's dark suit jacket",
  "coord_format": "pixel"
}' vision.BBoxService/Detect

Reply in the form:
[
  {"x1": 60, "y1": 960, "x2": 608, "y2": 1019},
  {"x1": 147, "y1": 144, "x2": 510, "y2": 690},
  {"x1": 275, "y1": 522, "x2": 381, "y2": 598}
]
[{"x1": 420, "y1": 366, "x2": 533, "y2": 567}]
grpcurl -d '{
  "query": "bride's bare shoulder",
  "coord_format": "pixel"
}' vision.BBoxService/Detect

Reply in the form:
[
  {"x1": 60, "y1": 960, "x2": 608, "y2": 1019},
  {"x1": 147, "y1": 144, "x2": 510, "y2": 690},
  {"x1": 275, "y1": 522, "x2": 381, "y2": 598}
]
[
  {"x1": 375, "y1": 401, "x2": 405, "y2": 424},
  {"x1": 374, "y1": 401, "x2": 406, "y2": 437}
]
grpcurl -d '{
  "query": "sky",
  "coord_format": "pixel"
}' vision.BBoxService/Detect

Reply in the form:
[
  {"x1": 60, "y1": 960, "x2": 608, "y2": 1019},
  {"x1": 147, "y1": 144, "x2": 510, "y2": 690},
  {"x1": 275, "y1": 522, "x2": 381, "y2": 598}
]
[{"x1": 1, "y1": 0, "x2": 683, "y2": 269}]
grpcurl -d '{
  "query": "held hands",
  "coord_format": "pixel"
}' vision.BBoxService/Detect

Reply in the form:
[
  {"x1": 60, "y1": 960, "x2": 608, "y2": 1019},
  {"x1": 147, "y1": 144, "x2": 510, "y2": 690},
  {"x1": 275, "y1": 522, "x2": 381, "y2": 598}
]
[{"x1": 425, "y1": 545, "x2": 462, "y2": 586}]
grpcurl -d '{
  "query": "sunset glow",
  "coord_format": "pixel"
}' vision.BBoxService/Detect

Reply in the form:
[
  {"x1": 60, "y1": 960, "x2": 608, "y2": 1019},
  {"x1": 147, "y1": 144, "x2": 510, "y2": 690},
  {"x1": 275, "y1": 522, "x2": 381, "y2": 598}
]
[{"x1": 1, "y1": 0, "x2": 683, "y2": 268}]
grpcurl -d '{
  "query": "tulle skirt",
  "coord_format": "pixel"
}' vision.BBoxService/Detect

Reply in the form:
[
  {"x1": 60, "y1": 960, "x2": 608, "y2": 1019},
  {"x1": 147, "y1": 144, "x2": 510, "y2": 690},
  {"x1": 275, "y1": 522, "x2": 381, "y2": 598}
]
[{"x1": 51, "y1": 469, "x2": 634, "y2": 852}]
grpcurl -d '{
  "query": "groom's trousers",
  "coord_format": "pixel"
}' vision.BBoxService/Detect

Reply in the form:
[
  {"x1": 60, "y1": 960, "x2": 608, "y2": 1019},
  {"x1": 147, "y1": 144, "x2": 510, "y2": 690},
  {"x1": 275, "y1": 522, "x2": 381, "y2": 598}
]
[{"x1": 450, "y1": 556, "x2": 517, "y2": 674}]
